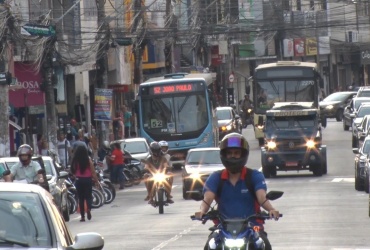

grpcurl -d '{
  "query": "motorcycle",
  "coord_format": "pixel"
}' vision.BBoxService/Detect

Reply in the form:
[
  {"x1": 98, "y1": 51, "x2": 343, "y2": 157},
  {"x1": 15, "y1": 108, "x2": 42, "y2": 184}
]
[
  {"x1": 242, "y1": 107, "x2": 254, "y2": 128},
  {"x1": 141, "y1": 161, "x2": 172, "y2": 214},
  {"x1": 190, "y1": 190, "x2": 283, "y2": 250},
  {"x1": 150, "y1": 171, "x2": 172, "y2": 214}
]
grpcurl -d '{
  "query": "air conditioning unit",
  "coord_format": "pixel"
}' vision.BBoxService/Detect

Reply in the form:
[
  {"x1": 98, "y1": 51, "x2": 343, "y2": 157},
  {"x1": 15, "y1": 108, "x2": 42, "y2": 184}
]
[{"x1": 346, "y1": 31, "x2": 358, "y2": 43}]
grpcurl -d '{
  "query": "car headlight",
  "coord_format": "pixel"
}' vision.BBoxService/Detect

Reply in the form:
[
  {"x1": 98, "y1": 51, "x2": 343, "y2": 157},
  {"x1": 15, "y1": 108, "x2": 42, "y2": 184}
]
[
  {"x1": 189, "y1": 172, "x2": 201, "y2": 180},
  {"x1": 221, "y1": 125, "x2": 232, "y2": 131},
  {"x1": 267, "y1": 141, "x2": 276, "y2": 149},
  {"x1": 225, "y1": 238, "x2": 245, "y2": 248},
  {"x1": 306, "y1": 140, "x2": 315, "y2": 148},
  {"x1": 325, "y1": 105, "x2": 334, "y2": 110},
  {"x1": 257, "y1": 125, "x2": 264, "y2": 130},
  {"x1": 359, "y1": 155, "x2": 367, "y2": 163}
]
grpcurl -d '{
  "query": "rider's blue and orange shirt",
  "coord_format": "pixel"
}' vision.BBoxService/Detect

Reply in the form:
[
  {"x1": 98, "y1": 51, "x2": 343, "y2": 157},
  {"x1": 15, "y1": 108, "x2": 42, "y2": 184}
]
[{"x1": 203, "y1": 167, "x2": 267, "y2": 219}]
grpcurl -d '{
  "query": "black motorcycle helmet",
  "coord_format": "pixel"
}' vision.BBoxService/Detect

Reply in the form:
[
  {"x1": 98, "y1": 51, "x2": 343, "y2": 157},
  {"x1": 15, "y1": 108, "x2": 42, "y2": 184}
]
[
  {"x1": 219, "y1": 133, "x2": 249, "y2": 174},
  {"x1": 150, "y1": 141, "x2": 162, "y2": 157}
]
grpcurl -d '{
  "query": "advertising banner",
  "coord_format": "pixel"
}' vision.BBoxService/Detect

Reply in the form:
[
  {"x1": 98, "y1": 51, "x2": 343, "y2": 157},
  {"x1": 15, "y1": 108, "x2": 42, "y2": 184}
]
[
  {"x1": 94, "y1": 88, "x2": 113, "y2": 121},
  {"x1": 9, "y1": 63, "x2": 45, "y2": 108},
  {"x1": 294, "y1": 38, "x2": 305, "y2": 57},
  {"x1": 283, "y1": 39, "x2": 294, "y2": 57},
  {"x1": 306, "y1": 38, "x2": 317, "y2": 56}
]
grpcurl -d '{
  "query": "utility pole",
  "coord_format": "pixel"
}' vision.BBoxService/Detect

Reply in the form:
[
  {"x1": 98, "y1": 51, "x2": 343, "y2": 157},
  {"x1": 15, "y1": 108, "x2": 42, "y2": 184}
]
[
  {"x1": 132, "y1": 0, "x2": 144, "y2": 85},
  {"x1": 43, "y1": 37, "x2": 58, "y2": 153},
  {"x1": 164, "y1": 0, "x2": 173, "y2": 74},
  {"x1": 0, "y1": 5, "x2": 11, "y2": 156},
  {"x1": 96, "y1": 0, "x2": 110, "y2": 144}
]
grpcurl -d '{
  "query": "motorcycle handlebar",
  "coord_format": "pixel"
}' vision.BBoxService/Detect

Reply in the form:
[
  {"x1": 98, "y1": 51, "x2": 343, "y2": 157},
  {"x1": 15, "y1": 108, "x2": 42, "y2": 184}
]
[{"x1": 190, "y1": 213, "x2": 283, "y2": 222}]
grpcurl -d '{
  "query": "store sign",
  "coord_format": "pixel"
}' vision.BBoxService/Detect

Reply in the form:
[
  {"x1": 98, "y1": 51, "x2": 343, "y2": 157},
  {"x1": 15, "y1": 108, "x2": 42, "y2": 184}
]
[
  {"x1": 9, "y1": 63, "x2": 45, "y2": 108},
  {"x1": 361, "y1": 50, "x2": 370, "y2": 65},
  {"x1": 283, "y1": 39, "x2": 294, "y2": 57},
  {"x1": 294, "y1": 38, "x2": 305, "y2": 57},
  {"x1": 306, "y1": 38, "x2": 317, "y2": 56}
]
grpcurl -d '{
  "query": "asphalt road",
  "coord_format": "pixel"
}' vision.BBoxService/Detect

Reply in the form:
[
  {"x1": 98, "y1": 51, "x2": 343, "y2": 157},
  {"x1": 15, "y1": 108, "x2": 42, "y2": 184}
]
[{"x1": 68, "y1": 119, "x2": 370, "y2": 250}]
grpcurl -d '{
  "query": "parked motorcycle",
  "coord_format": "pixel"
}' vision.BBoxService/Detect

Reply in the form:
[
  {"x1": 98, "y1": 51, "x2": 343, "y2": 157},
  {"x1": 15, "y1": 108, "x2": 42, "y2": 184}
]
[
  {"x1": 190, "y1": 190, "x2": 283, "y2": 250},
  {"x1": 65, "y1": 176, "x2": 78, "y2": 214}
]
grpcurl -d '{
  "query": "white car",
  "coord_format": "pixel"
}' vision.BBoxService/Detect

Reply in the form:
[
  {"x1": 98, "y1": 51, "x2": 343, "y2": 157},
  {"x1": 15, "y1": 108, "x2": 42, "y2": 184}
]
[
  {"x1": 116, "y1": 138, "x2": 151, "y2": 169},
  {"x1": 0, "y1": 183, "x2": 104, "y2": 249}
]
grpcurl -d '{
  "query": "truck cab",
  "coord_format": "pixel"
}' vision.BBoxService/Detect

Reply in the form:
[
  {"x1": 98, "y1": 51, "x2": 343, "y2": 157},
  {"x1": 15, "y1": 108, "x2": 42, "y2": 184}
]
[{"x1": 260, "y1": 102, "x2": 327, "y2": 178}]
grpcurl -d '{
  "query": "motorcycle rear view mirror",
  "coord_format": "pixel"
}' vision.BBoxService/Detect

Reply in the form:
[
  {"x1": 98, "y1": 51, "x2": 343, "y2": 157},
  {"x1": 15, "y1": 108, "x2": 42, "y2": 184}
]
[
  {"x1": 187, "y1": 190, "x2": 204, "y2": 201},
  {"x1": 265, "y1": 191, "x2": 284, "y2": 201}
]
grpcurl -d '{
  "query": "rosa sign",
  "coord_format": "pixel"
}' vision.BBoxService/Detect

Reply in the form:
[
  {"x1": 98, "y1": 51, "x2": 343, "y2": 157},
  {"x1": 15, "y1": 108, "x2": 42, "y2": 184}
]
[{"x1": 9, "y1": 63, "x2": 45, "y2": 108}]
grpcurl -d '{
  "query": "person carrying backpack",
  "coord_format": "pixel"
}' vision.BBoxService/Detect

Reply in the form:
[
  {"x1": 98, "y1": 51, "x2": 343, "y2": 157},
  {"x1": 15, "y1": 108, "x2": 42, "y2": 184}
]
[{"x1": 194, "y1": 133, "x2": 280, "y2": 250}]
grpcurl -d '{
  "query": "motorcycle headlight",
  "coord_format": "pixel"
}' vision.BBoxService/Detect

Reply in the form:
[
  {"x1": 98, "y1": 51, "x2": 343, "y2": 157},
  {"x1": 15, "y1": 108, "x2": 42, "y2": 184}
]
[
  {"x1": 306, "y1": 140, "x2": 315, "y2": 148},
  {"x1": 224, "y1": 238, "x2": 245, "y2": 248},
  {"x1": 153, "y1": 173, "x2": 166, "y2": 182},
  {"x1": 325, "y1": 105, "x2": 334, "y2": 110},
  {"x1": 267, "y1": 141, "x2": 276, "y2": 149}
]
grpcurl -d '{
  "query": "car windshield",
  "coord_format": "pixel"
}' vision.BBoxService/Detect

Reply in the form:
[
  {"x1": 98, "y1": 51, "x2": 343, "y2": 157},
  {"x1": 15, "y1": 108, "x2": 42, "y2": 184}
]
[
  {"x1": 121, "y1": 141, "x2": 148, "y2": 154},
  {"x1": 357, "y1": 106, "x2": 370, "y2": 117},
  {"x1": 354, "y1": 100, "x2": 370, "y2": 110},
  {"x1": 42, "y1": 160, "x2": 54, "y2": 176},
  {"x1": 0, "y1": 163, "x2": 6, "y2": 178},
  {"x1": 216, "y1": 110, "x2": 232, "y2": 120},
  {"x1": 323, "y1": 92, "x2": 352, "y2": 102},
  {"x1": 363, "y1": 140, "x2": 370, "y2": 154},
  {"x1": 186, "y1": 150, "x2": 222, "y2": 164},
  {"x1": 357, "y1": 90, "x2": 370, "y2": 97},
  {"x1": 0, "y1": 192, "x2": 52, "y2": 247},
  {"x1": 266, "y1": 114, "x2": 316, "y2": 130}
]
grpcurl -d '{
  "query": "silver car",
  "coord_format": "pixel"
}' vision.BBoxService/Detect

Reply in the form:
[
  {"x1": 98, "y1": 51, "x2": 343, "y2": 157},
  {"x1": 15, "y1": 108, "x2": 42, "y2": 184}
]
[
  {"x1": 0, "y1": 183, "x2": 104, "y2": 249},
  {"x1": 2, "y1": 156, "x2": 70, "y2": 221}
]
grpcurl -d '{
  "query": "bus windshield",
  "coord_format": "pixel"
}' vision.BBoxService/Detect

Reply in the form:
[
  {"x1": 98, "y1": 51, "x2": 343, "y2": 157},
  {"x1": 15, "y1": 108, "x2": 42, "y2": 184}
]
[
  {"x1": 141, "y1": 93, "x2": 209, "y2": 135},
  {"x1": 255, "y1": 80, "x2": 315, "y2": 111}
]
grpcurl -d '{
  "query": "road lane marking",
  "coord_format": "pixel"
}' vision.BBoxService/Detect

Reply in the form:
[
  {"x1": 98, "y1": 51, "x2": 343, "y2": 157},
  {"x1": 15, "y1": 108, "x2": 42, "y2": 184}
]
[{"x1": 151, "y1": 223, "x2": 200, "y2": 250}]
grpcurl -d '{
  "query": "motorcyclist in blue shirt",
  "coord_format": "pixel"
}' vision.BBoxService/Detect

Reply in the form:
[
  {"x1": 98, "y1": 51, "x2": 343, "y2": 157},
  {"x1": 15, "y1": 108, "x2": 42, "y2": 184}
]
[{"x1": 194, "y1": 133, "x2": 280, "y2": 250}]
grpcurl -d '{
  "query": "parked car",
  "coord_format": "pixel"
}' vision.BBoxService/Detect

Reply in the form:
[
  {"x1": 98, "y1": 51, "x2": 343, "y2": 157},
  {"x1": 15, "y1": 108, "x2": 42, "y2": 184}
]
[
  {"x1": 0, "y1": 183, "x2": 104, "y2": 249},
  {"x1": 356, "y1": 86, "x2": 370, "y2": 97},
  {"x1": 215, "y1": 106, "x2": 242, "y2": 140},
  {"x1": 353, "y1": 136, "x2": 370, "y2": 192},
  {"x1": 182, "y1": 147, "x2": 224, "y2": 199},
  {"x1": 2, "y1": 156, "x2": 70, "y2": 221},
  {"x1": 351, "y1": 104, "x2": 370, "y2": 147},
  {"x1": 319, "y1": 91, "x2": 356, "y2": 121},
  {"x1": 355, "y1": 115, "x2": 370, "y2": 148},
  {"x1": 343, "y1": 97, "x2": 370, "y2": 130},
  {"x1": 117, "y1": 137, "x2": 150, "y2": 170}
]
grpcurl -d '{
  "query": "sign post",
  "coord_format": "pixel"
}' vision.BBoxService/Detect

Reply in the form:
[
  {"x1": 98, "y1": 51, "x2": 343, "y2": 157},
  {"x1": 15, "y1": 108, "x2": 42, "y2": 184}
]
[{"x1": 229, "y1": 73, "x2": 235, "y2": 84}]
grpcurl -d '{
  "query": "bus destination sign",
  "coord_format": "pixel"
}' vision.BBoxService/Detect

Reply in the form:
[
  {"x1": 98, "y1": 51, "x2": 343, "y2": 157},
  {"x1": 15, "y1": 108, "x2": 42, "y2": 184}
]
[{"x1": 149, "y1": 83, "x2": 201, "y2": 95}]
